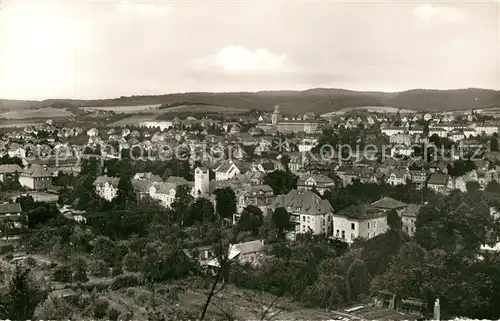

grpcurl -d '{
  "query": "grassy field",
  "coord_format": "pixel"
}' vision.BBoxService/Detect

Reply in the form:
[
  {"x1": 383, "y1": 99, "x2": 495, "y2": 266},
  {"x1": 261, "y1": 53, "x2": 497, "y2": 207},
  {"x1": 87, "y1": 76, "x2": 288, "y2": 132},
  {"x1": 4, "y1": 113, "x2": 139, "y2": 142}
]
[
  {"x1": 0, "y1": 120, "x2": 46, "y2": 128},
  {"x1": 81, "y1": 104, "x2": 161, "y2": 114},
  {"x1": 108, "y1": 104, "x2": 248, "y2": 126},
  {"x1": 109, "y1": 115, "x2": 158, "y2": 127},
  {"x1": 0, "y1": 107, "x2": 75, "y2": 119},
  {"x1": 159, "y1": 104, "x2": 248, "y2": 114},
  {"x1": 321, "y1": 106, "x2": 416, "y2": 117}
]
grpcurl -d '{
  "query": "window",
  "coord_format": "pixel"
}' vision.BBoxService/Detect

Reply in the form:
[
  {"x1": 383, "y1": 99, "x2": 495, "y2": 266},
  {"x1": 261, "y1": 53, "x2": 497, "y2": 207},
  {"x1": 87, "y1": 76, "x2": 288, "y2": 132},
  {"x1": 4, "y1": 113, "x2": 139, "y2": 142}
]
[
  {"x1": 351, "y1": 223, "x2": 355, "y2": 230},
  {"x1": 367, "y1": 222, "x2": 370, "y2": 228},
  {"x1": 336, "y1": 229, "x2": 339, "y2": 236},
  {"x1": 302, "y1": 216, "x2": 305, "y2": 222},
  {"x1": 351, "y1": 233, "x2": 355, "y2": 240},
  {"x1": 341, "y1": 231, "x2": 345, "y2": 239}
]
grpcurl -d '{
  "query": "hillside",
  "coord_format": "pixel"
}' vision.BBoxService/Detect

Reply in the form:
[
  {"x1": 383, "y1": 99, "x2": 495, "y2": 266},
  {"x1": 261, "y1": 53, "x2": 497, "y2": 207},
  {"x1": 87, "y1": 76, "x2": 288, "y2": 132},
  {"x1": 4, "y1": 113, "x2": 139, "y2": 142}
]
[{"x1": 1, "y1": 88, "x2": 499, "y2": 115}]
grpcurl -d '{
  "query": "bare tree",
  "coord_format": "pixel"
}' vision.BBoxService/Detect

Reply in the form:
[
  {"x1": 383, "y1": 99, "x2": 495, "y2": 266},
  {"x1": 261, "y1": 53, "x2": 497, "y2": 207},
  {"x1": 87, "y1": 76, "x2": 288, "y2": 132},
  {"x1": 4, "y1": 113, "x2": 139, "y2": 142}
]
[
  {"x1": 241, "y1": 286, "x2": 291, "y2": 321},
  {"x1": 199, "y1": 228, "x2": 235, "y2": 320}
]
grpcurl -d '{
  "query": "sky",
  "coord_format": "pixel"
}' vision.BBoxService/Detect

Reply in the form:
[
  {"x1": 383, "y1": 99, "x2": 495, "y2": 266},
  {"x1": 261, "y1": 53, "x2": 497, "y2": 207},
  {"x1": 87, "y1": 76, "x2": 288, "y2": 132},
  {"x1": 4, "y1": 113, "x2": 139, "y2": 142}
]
[{"x1": 0, "y1": 0, "x2": 499, "y2": 100}]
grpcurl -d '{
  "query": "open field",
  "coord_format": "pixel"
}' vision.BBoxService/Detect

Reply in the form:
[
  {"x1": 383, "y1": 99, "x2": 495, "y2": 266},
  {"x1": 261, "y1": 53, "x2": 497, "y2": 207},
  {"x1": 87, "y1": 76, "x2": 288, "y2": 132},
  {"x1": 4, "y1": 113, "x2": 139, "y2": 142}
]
[
  {"x1": 108, "y1": 104, "x2": 248, "y2": 126},
  {"x1": 109, "y1": 115, "x2": 158, "y2": 127},
  {"x1": 3, "y1": 88, "x2": 498, "y2": 115},
  {"x1": 81, "y1": 104, "x2": 161, "y2": 114},
  {"x1": 0, "y1": 120, "x2": 46, "y2": 128},
  {"x1": 321, "y1": 106, "x2": 416, "y2": 116},
  {"x1": 159, "y1": 104, "x2": 248, "y2": 114},
  {"x1": 0, "y1": 107, "x2": 75, "y2": 119}
]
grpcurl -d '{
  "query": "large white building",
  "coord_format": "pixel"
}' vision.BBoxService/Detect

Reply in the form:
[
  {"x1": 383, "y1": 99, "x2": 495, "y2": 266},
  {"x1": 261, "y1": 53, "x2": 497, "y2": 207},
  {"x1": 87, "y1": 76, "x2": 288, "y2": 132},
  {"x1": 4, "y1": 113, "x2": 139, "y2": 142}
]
[
  {"x1": 331, "y1": 204, "x2": 388, "y2": 244},
  {"x1": 139, "y1": 121, "x2": 174, "y2": 131},
  {"x1": 270, "y1": 189, "x2": 334, "y2": 235},
  {"x1": 19, "y1": 164, "x2": 53, "y2": 190}
]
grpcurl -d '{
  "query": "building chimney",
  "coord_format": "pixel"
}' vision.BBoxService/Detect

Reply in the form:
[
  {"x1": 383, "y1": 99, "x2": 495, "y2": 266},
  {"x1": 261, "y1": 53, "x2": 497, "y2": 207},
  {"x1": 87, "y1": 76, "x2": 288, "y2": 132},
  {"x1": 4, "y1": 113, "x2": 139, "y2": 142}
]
[{"x1": 433, "y1": 298, "x2": 440, "y2": 321}]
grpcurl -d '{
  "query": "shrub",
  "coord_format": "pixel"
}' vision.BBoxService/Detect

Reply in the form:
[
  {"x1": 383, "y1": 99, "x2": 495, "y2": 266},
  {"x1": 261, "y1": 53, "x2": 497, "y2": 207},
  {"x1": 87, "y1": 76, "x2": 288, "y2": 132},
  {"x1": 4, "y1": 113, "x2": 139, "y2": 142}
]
[
  {"x1": 94, "y1": 298, "x2": 109, "y2": 319},
  {"x1": 53, "y1": 266, "x2": 72, "y2": 282},
  {"x1": 0, "y1": 244, "x2": 14, "y2": 254},
  {"x1": 25, "y1": 256, "x2": 37, "y2": 267},
  {"x1": 5, "y1": 253, "x2": 13, "y2": 261},
  {"x1": 123, "y1": 253, "x2": 142, "y2": 272},
  {"x1": 111, "y1": 265, "x2": 123, "y2": 277},
  {"x1": 110, "y1": 274, "x2": 142, "y2": 290},
  {"x1": 89, "y1": 259, "x2": 109, "y2": 277},
  {"x1": 107, "y1": 307, "x2": 121, "y2": 321}
]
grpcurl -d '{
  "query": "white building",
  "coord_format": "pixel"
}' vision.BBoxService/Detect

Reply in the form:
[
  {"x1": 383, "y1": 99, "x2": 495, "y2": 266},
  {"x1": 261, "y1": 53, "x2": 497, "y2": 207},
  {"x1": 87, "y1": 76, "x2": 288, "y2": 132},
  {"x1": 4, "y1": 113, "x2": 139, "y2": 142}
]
[
  {"x1": 269, "y1": 189, "x2": 334, "y2": 235},
  {"x1": 381, "y1": 127, "x2": 405, "y2": 136},
  {"x1": 19, "y1": 164, "x2": 53, "y2": 190},
  {"x1": 297, "y1": 174, "x2": 335, "y2": 195},
  {"x1": 429, "y1": 128, "x2": 448, "y2": 138},
  {"x1": 194, "y1": 167, "x2": 214, "y2": 195},
  {"x1": 87, "y1": 128, "x2": 99, "y2": 137},
  {"x1": 331, "y1": 204, "x2": 388, "y2": 244},
  {"x1": 214, "y1": 161, "x2": 241, "y2": 181},
  {"x1": 139, "y1": 121, "x2": 174, "y2": 131},
  {"x1": 93, "y1": 176, "x2": 119, "y2": 201}
]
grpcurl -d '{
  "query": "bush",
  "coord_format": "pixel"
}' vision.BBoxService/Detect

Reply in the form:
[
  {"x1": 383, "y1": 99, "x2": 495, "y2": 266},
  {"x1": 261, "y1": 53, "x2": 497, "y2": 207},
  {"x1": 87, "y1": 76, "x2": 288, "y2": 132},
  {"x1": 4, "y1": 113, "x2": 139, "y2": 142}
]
[
  {"x1": 75, "y1": 282, "x2": 109, "y2": 292},
  {"x1": 89, "y1": 259, "x2": 109, "y2": 277},
  {"x1": 53, "y1": 266, "x2": 72, "y2": 282},
  {"x1": 110, "y1": 274, "x2": 142, "y2": 290},
  {"x1": 111, "y1": 265, "x2": 123, "y2": 277},
  {"x1": 123, "y1": 253, "x2": 142, "y2": 272},
  {"x1": 25, "y1": 256, "x2": 37, "y2": 267},
  {"x1": 0, "y1": 244, "x2": 14, "y2": 254},
  {"x1": 107, "y1": 308, "x2": 121, "y2": 321},
  {"x1": 5, "y1": 253, "x2": 13, "y2": 261},
  {"x1": 94, "y1": 298, "x2": 109, "y2": 319}
]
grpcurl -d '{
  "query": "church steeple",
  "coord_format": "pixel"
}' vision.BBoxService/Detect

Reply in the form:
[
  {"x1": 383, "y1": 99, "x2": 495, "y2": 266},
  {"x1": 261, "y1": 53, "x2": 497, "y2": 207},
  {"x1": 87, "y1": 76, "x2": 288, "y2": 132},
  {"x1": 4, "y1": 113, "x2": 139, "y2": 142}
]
[{"x1": 272, "y1": 105, "x2": 281, "y2": 126}]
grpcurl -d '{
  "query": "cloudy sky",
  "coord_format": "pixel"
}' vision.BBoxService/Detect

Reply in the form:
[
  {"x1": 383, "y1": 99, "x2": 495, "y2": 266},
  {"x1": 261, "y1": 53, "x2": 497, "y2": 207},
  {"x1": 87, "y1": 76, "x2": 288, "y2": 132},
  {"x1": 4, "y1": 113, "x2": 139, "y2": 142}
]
[{"x1": 0, "y1": 0, "x2": 498, "y2": 100}]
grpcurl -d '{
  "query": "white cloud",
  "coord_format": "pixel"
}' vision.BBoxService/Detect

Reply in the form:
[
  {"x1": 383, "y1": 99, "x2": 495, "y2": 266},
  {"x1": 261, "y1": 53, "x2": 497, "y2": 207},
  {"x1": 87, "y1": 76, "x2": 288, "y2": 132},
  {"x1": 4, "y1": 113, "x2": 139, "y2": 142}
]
[
  {"x1": 209, "y1": 45, "x2": 287, "y2": 72},
  {"x1": 413, "y1": 4, "x2": 465, "y2": 23}
]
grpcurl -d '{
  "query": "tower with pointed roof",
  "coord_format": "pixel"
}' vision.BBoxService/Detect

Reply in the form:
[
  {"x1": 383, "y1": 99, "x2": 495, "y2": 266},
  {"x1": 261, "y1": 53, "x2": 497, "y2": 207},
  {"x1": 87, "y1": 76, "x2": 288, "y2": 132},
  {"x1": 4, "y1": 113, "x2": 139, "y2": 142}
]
[{"x1": 271, "y1": 105, "x2": 281, "y2": 126}]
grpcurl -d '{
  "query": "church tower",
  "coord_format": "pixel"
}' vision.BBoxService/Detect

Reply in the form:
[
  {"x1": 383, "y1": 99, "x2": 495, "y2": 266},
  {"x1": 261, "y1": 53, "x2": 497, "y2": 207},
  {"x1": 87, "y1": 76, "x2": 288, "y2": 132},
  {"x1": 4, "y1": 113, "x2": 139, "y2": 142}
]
[
  {"x1": 271, "y1": 105, "x2": 281, "y2": 126},
  {"x1": 194, "y1": 167, "x2": 213, "y2": 195}
]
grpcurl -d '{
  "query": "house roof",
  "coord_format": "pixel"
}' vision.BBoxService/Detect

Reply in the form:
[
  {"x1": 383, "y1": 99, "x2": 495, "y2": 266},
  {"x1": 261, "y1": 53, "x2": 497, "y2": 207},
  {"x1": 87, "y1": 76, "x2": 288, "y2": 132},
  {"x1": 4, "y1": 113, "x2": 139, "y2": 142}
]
[
  {"x1": 401, "y1": 204, "x2": 422, "y2": 217},
  {"x1": 371, "y1": 197, "x2": 407, "y2": 210},
  {"x1": 165, "y1": 176, "x2": 190, "y2": 185},
  {"x1": 428, "y1": 173, "x2": 449, "y2": 186},
  {"x1": 0, "y1": 202, "x2": 22, "y2": 214},
  {"x1": 49, "y1": 288, "x2": 77, "y2": 298},
  {"x1": 249, "y1": 184, "x2": 273, "y2": 195},
  {"x1": 93, "y1": 176, "x2": 119, "y2": 187},
  {"x1": 0, "y1": 164, "x2": 23, "y2": 174},
  {"x1": 271, "y1": 189, "x2": 333, "y2": 216},
  {"x1": 215, "y1": 161, "x2": 236, "y2": 173},
  {"x1": 21, "y1": 164, "x2": 52, "y2": 178},
  {"x1": 233, "y1": 240, "x2": 264, "y2": 255},
  {"x1": 153, "y1": 182, "x2": 178, "y2": 194},
  {"x1": 334, "y1": 204, "x2": 385, "y2": 220},
  {"x1": 297, "y1": 174, "x2": 334, "y2": 186},
  {"x1": 131, "y1": 179, "x2": 153, "y2": 193}
]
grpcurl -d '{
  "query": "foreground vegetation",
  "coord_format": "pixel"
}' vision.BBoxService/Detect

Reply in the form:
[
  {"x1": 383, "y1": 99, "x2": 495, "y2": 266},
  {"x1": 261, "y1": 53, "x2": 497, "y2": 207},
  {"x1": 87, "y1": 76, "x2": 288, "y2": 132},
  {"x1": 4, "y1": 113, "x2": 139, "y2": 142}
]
[{"x1": 2, "y1": 157, "x2": 500, "y2": 320}]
